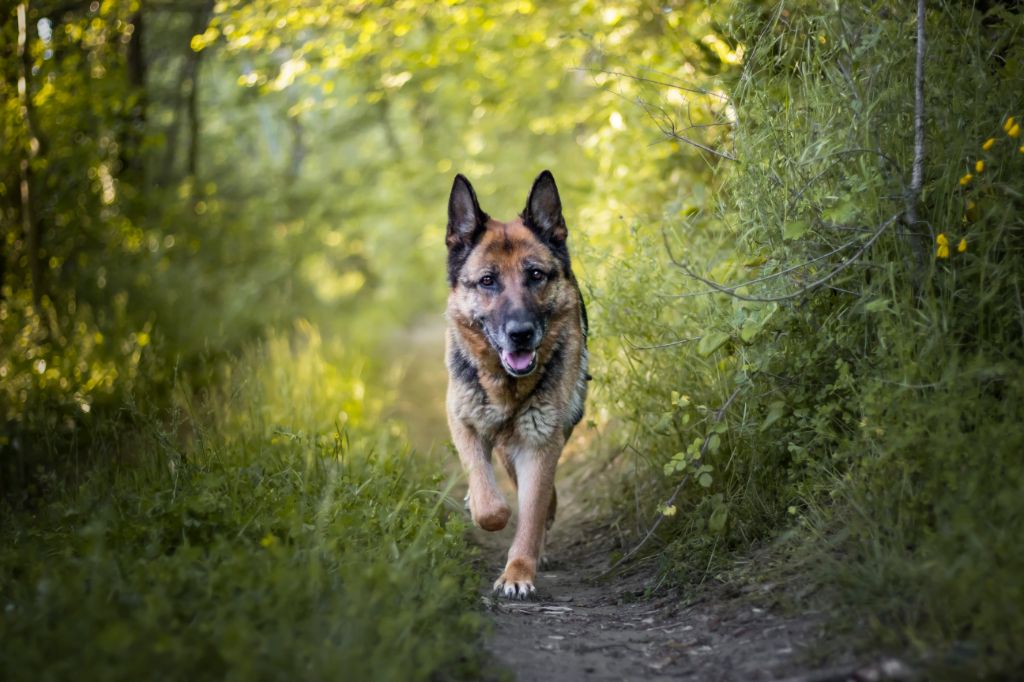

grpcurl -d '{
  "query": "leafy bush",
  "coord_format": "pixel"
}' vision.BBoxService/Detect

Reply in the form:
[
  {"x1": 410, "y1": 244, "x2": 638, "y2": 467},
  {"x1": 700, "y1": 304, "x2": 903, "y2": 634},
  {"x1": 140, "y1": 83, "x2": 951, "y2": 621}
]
[{"x1": 592, "y1": 1, "x2": 1024, "y2": 675}]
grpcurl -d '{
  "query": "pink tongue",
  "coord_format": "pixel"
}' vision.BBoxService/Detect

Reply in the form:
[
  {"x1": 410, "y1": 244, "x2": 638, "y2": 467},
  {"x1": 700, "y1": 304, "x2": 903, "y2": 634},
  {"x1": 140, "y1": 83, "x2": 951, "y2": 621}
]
[{"x1": 504, "y1": 351, "x2": 534, "y2": 372}]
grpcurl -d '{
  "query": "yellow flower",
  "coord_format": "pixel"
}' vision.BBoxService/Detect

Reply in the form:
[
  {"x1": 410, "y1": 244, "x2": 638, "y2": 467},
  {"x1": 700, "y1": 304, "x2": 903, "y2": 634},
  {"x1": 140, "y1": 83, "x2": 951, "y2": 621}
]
[
  {"x1": 937, "y1": 244, "x2": 950, "y2": 259},
  {"x1": 937, "y1": 233, "x2": 949, "y2": 246},
  {"x1": 1005, "y1": 116, "x2": 1016, "y2": 132},
  {"x1": 1010, "y1": 123, "x2": 1021, "y2": 138},
  {"x1": 975, "y1": 160, "x2": 985, "y2": 173},
  {"x1": 982, "y1": 137, "x2": 996, "y2": 151},
  {"x1": 959, "y1": 173, "x2": 973, "y2": 186},
  {"x1": 1020, "y1": 145, "x2": 1024, "y2": 154},
  {"x1": 957, "y1": 238, "x2": 967, "y2": 253}
]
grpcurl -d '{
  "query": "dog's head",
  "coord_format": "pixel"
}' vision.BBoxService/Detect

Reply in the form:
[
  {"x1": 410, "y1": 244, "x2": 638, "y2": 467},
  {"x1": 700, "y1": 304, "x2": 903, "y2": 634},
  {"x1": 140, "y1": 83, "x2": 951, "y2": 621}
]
[{"x1": 446, "y1": 170, "x2": 575, "y2": 378}]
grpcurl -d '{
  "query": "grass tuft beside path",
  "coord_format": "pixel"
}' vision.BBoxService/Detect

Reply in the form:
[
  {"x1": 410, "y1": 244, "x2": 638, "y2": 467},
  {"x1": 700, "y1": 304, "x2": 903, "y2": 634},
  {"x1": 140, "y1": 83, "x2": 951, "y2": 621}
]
[{"x1": 1, "y1": 328, "x2": 485, "y2": 682}]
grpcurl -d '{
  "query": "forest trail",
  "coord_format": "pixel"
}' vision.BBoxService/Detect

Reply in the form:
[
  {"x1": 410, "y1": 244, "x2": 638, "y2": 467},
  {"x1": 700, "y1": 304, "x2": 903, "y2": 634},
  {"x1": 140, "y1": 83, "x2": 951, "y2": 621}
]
[
  {"x1": 382, "y1": 295, "x2": 828, "y2": 681},
  {"x1": 468, "y1": 464, "x2": 887, "y2": 682},
  {"x1": 389, "y1": 320, "x2": 904, "y2": 681}
]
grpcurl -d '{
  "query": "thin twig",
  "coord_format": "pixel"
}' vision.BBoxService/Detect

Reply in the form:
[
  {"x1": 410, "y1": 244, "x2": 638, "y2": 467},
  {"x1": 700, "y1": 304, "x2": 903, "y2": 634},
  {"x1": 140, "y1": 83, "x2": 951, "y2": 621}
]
[
  {"x1": 622, "y1": 335, "x2": 702, "y2": 351},
  {"x1": 787, "y1": 148, "x2": 903, "y2": 212},
  {"x1": 661, "y1": 231, "x2": 866, "y2": 299},
  {"x1": 575, "y1": 66, "x2": 738, "y2": 161},
  {"x1": 660, "y1": 129, "x2": 739, "y2": 162},
  {"x1": 665, "y1": 213, "x2": 900, "y2": 303},
  {"x1": 629, "y1": 91, "x2": 738, "y2": 161},
  {"x1": 570, "y1": 67, "x2": 731, "y2": 101},
  {"x1": 601, "y1": 387, "x2": 743, "y2": 577}
]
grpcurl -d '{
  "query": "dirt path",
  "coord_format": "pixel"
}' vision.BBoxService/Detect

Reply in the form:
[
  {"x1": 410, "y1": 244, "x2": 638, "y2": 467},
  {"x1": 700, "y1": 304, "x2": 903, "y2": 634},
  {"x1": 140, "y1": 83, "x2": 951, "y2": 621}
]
[{"x1": 469, "y1": 462, "x2": 909, "y2": 682}]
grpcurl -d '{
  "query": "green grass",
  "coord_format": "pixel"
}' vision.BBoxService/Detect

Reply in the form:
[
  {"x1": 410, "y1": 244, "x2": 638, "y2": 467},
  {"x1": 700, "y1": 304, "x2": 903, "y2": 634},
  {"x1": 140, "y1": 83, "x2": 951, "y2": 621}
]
[{"x1": 0, "y1": 326, "x2": 484, "y2": 681}]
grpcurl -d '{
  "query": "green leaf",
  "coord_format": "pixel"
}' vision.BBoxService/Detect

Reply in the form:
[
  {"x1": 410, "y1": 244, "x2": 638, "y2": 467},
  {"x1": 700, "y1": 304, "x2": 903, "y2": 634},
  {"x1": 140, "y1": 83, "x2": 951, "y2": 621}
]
[
  {"x1": 663, "y1": 452, "x2": 686, "y2": 477},
  {"x1": 697, "y1": 332, "x2": 729, "y2": 357},
  {"x1": 863, "y1": 298, "x2": 890, "y2": 313},
  {"x1": 783, "y1": 220, "x2": 808, "y2": 240},
  {"x1": 759, "y1": 400, "x2": 786, "y2": 432},
  {"x1": 709, "y1": 505, "x2": 729, "y2": 532},
  {"x1": 740, "y1": 318, "x2": 761, "y2": 343},
  {"x1": 708, "y1": 433, "x2": 721, "y2": 454},
  {"x1": 698, "y1": 472, "x2": 713, "y2": 488},
  {"x1": 822, "y1": 199, "x2": 857, "y2": 223}
]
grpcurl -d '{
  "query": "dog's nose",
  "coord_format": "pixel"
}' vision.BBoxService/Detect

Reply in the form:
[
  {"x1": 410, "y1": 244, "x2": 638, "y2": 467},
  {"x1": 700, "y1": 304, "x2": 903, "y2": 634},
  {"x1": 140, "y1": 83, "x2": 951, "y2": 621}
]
[{"x1": 507, "y1": 322, "x2": 536, "y2": 349}]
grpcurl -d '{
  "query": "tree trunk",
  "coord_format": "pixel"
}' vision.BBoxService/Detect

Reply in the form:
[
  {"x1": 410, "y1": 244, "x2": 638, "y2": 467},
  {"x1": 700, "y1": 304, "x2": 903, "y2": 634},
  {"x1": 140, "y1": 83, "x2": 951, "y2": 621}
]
[
  {"x1": 905, "y1": 0, "x2": 927, "y2": 277},
  {"x1": 186, "y1": 52, "x2": 201, "y2": 181},
  {"x1": 286, "y1": 114, "x2": 305, "y2": 186},
  {"x1": 120, "y1": 8, "x2": 147, "y2": 185},
  {"x1": 17, "y1": 1, "x2": 43, "y2": 307},
  {"x1": 185, "y1": 1, "x2": 214, "y2": 193}
]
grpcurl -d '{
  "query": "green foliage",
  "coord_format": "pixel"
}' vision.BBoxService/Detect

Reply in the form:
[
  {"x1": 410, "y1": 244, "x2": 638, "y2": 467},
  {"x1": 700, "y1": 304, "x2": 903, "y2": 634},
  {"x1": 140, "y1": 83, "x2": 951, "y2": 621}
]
[
  {"x1": 595, "y1": 1, "x2": 1024, "y2": 676},
  {"x1": 0, "y1": 329, "x2": 483, "y2": 681}
]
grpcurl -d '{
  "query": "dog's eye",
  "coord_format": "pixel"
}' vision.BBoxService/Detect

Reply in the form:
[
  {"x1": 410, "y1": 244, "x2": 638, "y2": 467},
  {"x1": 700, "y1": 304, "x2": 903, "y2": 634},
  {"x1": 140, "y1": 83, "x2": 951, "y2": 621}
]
[
  {"x1": 479, "y1": 275, "x2": 496, "y2": 287},
  {"x1": 528, "y1": 269, "x2": 546, "y2": 282}
]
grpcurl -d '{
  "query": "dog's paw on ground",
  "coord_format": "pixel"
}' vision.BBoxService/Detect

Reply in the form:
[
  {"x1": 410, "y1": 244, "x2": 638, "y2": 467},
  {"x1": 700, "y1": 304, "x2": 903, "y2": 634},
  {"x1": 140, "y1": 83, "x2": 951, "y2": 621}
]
[
  {"x1": 493, "y1": 575, "x2": 535, "y2": 599},
  {"x1": 494, "y1": 557, "x2": 537, "y2": 600}
]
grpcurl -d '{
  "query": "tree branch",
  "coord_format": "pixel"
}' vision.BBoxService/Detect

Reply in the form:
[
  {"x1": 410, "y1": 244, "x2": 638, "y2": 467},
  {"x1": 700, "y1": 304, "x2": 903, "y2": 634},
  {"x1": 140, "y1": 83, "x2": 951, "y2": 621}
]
[
  {"x1": 662, "y1": 229, "x2": 868, "y2": 299},
  {"x1": 904, "y1": 0, "x2": 927, "y2": 269},
  {"x1": 622, "y1": 335, "x2": 702, "y2": 351},
  {"x1": 665, "y1": 214, "x2": 900, "y2": 304},
  {"x1": 570, "y1": 67, "x2": 731, "y2": 101}
]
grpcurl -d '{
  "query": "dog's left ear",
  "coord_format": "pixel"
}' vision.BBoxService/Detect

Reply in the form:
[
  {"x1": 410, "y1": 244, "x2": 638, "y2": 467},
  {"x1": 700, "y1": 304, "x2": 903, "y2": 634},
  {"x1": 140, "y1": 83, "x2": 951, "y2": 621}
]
[
  {"x1": 447, "y1": 174, "x2": 488, "y2": 250},
  {"x1": 523, "y1": 170, "x2": 567, "y2": 244}
]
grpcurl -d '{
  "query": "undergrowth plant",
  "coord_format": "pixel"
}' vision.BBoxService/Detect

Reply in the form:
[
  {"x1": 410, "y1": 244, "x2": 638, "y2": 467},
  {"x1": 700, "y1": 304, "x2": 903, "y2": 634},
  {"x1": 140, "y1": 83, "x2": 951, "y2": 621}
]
[
  {"x1": 594, "y1": 1, "x2": 1024, "y2": 676},
  {"x1": 0, "y1": 325, "x2": 483, "y2": 681}
]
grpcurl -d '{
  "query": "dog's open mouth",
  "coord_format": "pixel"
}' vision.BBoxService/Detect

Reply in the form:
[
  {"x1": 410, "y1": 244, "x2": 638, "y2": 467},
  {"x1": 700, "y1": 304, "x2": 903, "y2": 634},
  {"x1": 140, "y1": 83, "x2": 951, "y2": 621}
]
[{"x1": 500, "y1": 349, "x2": 537, "y2": 377}]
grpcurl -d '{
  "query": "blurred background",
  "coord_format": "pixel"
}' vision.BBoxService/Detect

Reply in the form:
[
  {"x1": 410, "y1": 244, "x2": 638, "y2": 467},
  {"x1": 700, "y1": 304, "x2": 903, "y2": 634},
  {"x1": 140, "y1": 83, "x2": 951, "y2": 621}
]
[{"x1": 1, "y1": 0, "x2": 736, "y2": 465}]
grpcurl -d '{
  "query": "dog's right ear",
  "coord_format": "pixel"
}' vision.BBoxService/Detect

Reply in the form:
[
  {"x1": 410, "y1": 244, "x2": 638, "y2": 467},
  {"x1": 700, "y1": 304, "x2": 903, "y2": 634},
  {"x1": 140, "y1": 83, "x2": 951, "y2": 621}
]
[{"x1": 446, "y1": 174, "x2": 488, "y2": 250}]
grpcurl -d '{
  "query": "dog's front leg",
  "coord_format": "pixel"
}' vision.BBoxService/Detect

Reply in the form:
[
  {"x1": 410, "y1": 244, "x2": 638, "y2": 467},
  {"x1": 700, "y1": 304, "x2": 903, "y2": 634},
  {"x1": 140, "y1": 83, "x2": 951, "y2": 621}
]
[
  {"x1": 493, "y1": 447, "x2": 558, "y2": 599},
  {"x1": 449, "y1": 418, "x2": 510, "y2": 532}
]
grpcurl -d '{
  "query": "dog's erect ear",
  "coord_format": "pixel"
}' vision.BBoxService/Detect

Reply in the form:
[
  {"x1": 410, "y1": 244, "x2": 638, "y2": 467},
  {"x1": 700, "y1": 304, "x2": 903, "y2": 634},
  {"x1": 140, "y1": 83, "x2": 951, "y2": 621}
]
[
  {"x1": 523, "y1": 170, "x2": 567, "y2": 244},
  {"x1": 447, "y1": 174, "x2": 487, "y2": 250}
]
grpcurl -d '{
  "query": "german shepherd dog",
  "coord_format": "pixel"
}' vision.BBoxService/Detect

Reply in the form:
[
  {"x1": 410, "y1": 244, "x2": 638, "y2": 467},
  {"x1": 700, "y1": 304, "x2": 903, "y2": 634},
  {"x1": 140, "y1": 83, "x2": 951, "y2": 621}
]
[{"x1": 445, "y1": 170, "x2": 588, "y2": 599}]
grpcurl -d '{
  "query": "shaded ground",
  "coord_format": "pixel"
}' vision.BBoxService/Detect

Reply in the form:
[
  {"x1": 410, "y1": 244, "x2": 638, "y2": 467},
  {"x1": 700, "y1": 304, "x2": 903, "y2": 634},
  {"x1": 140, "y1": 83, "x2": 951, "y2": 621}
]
[{"x1": 472, "y1": 478, "x2": 911, "y2": 682}]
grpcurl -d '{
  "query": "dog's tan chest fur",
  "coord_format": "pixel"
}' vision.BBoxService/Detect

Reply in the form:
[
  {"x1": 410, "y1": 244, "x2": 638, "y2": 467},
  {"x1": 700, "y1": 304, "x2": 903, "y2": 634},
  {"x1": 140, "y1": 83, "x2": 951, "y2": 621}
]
[{"x1": 446, "y1": 368, "x2": 564, "y2": 448}]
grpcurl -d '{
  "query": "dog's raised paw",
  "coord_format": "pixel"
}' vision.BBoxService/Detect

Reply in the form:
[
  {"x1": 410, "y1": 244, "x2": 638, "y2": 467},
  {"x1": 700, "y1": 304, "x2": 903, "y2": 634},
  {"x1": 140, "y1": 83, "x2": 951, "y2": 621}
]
[{"x1": 473, "y1": 504, "x2": 511, "y2": 532}]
